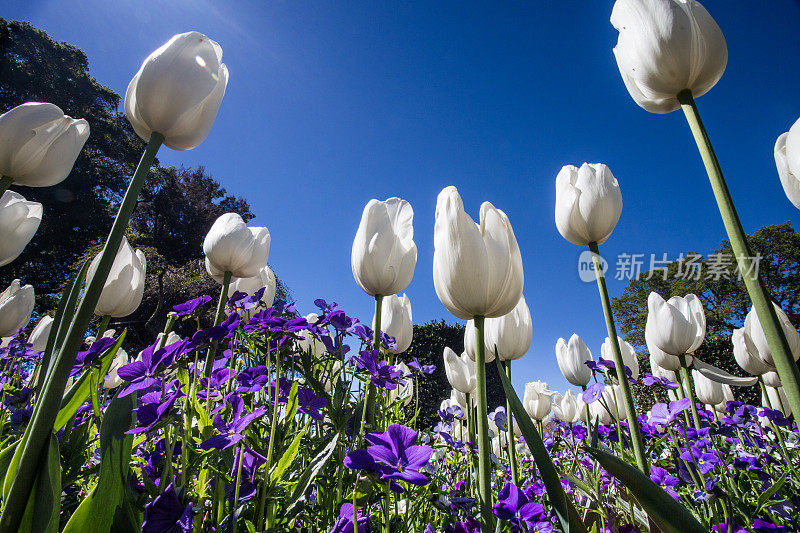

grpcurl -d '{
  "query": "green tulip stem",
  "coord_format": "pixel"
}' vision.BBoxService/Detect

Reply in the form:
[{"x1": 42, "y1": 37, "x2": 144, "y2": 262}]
[
  {"x1": 758, "y1": 377, "x2": 796, "y2": 476},
  {"x1": 366, "y1": 294, "x2": 383, "y2": 427},
  {"x1": 473, "y1": 315, "x2": 493, "y2": 531},
  {"x1": 204, "y1": 270, "x2": 232, "y2": 379},
  {"x1": 679, "y1": 355, "x2": 702, "y2": 433},
  {"x1": 0, "y1": 176, "x2": 11, "y2": 197},
  {"x1": 231, "y1": 445, "x2": 245, "y2": 533},
  {"x1": 503, "y1": 361, "x2": 520, "y2": 487},
  {"x1": 0, "y1": 131, "x2": 163, "y2": 532},
  {"x1": 587, "y1": 241, "x2": 648, "y2": 475},
  {"x1": 678, "y1": 89, "x2": 800, "y2": 422},
  {"x1": 581, "y1": 384, "x2": 592, "y2": 441}
]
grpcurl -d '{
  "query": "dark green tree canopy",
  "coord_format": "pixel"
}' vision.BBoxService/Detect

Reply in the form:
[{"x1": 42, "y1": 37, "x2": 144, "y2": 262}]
[
  {"x1": 611, "y1": 222, "x2": 800, "y2": 407},
  {"x1": 397, "y1": 320, "x2": 506, "y2": 429}
]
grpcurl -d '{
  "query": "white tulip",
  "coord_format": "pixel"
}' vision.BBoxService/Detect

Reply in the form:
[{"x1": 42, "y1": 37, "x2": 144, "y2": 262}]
[
  {"x1": 712, "y1": 385, "x2": 733, "y2": 414},
  {"x1": 203, "y1": 213, "x2": 270, "y2": 281},
  {"x1": 297, "y1": 313, "x2": 327, "y2": 358},
  {"x1": 483, "y1": 296, "x2": 532, "y2": 361},
  {"x1": 104, "y1": 347, "x2": 128, "y2": 389},
  {"x1": 602, "y1": 384, "x2": 628, "y2": 422},
  {"x1": 575, "y1": 394, "x2": 589, "y2": 424},
  {"x1": 28, "y1": 315, "x2": 53, "y2": 353},
  {"x1": 763, "y1": 371, "x2": 782, "y2": 389},
  {"x1": 774, "y1": 120, "x2": 800, "y2": 209},
  {"x1": 228, "y1": 265, "x2": 276, "y2": 307},
  {"x1": 523, "y1": 381, "x2": 553, "y2": 421},
  {"x1": 351, "y1": 197, "x2": 416, "y2": 297},
  {"x1": 450, "y1": 388, "x2": 475, "y2": 413},
  {"x1": 443, "y1": 347, "x2": 476, "y2": 395},
  {"x1": 743, "y1": 303, "x2": 800, "y2": 368},
  {"x1": 389, "y1": 362, "x2": 413, "y2": 406},
  {"x1": 464, "y1": 317, "x2": 495, "y2": 363},
  {"x1": 645, "y1": 292, "x2": 705, "y2": 357},
  {"x1": 433, "y1": 186, "x2": 523, "y2": 320},
  {"x1": 646, "y1": 322, "x2": 685, "y2": 371},
  {"x1": 649, "y1": 357, "x2": 679, "y2": 384},
  {"x1": 86, "y1": 237, "x2": 146, "y2": 318},
  {"x1": 589, "y1": 392, "x2": 614, "y2": 426},
  {"x1": 601, "y1": 335, "x2": 639, "y2": 381},
  {"x1": 763, "y1": 386, "x2": 791, "y2": 418},
  {"x1": 692, "y1": 369, "x2": 724, "y2": 406},
  {"x1": 125, "y1": 32, "x2": 228, "y2": 151},
  {"x1": 0, "y1": 102, "x2": 89, "y2": 187},
  {"x1": 375, "y1": 293, "x2": 413, "y2": 354},
  {"x1": 552, "y1": 390, "x2": 579, "y2": 424},
  {"x1": 611, "y1": 0, "x2": 727, "y2": 114},
  {"x1": 732, "y1": 327, "x2": 771, "y2": 376},
  {"x1": 0, "y1": 191, "x2": 42, "y2": 266},
  {"x1": 555, "y1": 163, "x2": 623, "y2": 246},
  {"x1": 555, "y1": 334, "x2": 593, "y2": 387},
  {"x1": 0, "y1": 279, "x2": 34, "y2": 337}
]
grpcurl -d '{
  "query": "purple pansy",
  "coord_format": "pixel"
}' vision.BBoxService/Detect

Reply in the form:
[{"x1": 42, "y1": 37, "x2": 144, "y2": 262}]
[
  {"x1": 201, "y1": 395, "x2": 267, "y2": 450},
  {"x1": 171, "y1": 295, "x2": 212, "y2": 316},
  {"x1": 142, "y1": 483, "x2": 192, "y2": 533}
]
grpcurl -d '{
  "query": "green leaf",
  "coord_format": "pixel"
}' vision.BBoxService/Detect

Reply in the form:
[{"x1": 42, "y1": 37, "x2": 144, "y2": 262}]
[
  {"x1": 62, "y1": 391, "x2": 139, "y2": 533},
  {"x1": 583, "y1": 445, "x2": 705, "y2": 533},
  {"x1": 55, "y1": 331, "x2": 127, "y2": 431},
  {"x1": 495, "y1": 359, "x2": 587, "y2": 533},
  {"x1": 270, "y1": 424, "x2": 309, "y2": 484},
  {"x1": 756, "y1": 471, "x2": 788, "y2": 512},
  {"x1": 283, "y1": 432, "x2": 340, "y2": 519},
  {"x1": 0, "y1": 439, "x2": 19, "y2": 482}
]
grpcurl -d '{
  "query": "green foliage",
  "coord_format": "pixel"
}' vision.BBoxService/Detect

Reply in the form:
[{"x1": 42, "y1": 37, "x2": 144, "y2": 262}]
[
  {"x1": 611, "y1": 222, "x2": 800, "y2": 409},
  {"x1": 397, "y1": 319, "x2": 506, "y2": 429}
]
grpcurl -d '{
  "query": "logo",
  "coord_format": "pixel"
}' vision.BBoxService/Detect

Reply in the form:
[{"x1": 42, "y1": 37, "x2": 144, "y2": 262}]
[{"x1": 578, "y1": 250, "x2": 608, "y2": 283}]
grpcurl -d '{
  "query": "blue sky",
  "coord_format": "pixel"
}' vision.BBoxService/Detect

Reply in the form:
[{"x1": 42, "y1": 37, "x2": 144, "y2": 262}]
[{"x1": 5, "y1": 0, "x2": 800, "y2": 397}]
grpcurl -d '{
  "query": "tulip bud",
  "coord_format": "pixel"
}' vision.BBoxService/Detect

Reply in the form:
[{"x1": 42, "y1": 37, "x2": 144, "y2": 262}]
[
  {"x1": 552, "y1": 390, "x2": 579, "y2": 424},
  {"x1": 125, "y1": 32, "x2": 228, "y2": 151},
  {"x1": 433, "y1": 186, "x2": 523, "y2": 320},
  {"x1": 731, "y1": 327, "x2": 771, "y2": 376},
  {"x1": 86, "y1": 237, "x2": 146, "y2": 318},
  {"x1": 0, "y1": 191, "x2": 43, "y2": 267},
  {"x1": 374, "y1": 293, "x2": 413, "y2": 354},
  {"x1": 203, "y1": 213, "x2": 270, "y2": 281},
  {"x1": 589, "y1": 391, "x2": 613, "y2": 426},
  {"x1": 523, "y1": 381, "x2": 553, "y2": 421},
  {"x1": 351, "y1": 197, "x2": 417, "y2": 297},
  {"x1": 228, "y1": 265, "x2": 276, "y2": 307},
  {"x1": 0, "y1": 102, "x2": 89, "y2": 187},
  {"x1": 104, "y1": 346, "x2": 129, "y2": 390},
  {"x1": 464, "y1": 318, "x2": 495, "y2": 363},
  {"x1": 483, "y1": 296, "x2": 532, "y2": 362},
  {"x1": 645, "y1": 292, "x2": 705, "y2": 357},
  {"x1": 28, "y1": 315, "x2": 53, "y2": 353},
  {"x1": 743, "y1": 303, "x2": 800, "y2": 368},
  {"x1": 611, "y1": 0, "x2": 727, "y2": 114},
  {"x1": 774, "y1": 119, "x2": 800, "y2": 209},
  {"x1": 388, "y1": 362, "x2": 413, "y2": 406},
  {"x1": 555, "y1": 333, "x2": 592, "y2": 387},
  {"x1": 297, "y1": 313, "x2": 328, "y2": 358},
  {"x1": 646, "y1": 321, "x2": 686, "y2": 372},
  {"x1": 712, "y1": 384, "x2": 733, "y2": 414},
  {"x1": 555, "y1": 163, "x2": 622, "y2": 246},
  {"x1": 692, "y1": 369, "x2": 724, "y2": 406},
  {"x1": 601, "y1": 335, "x2": 639, "y2": 381},
  {"x1": 443, "y1": 346, "x2": 476, "y2": 395},
  {"x1": 0, "y1": 279, "x2": 35, "y2": 337},
  {"x1": 762, "y1": 371, "x2": 782, "y2": 389}
]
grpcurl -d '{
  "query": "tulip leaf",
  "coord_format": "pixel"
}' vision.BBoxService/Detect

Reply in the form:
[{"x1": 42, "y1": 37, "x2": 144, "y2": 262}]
[
  {"x1": 55, "y1": 331, "x2": 127, "y2": 431},
  {"x1": 756, "y1": 471, "x2": 788, "y2": 513},
  {"x1": 583, "y1": 445, "x2": 705, "y2": 533},
  {"x1": 692, "y1": 357, "x2": 758, "y2": 386},
  {"x1": 63, "y1": 391, "x2": 139, "y2": 533},
  {"x1": 0, "y1": 439, "x2": 19, "y2": 482},
  {"x1": 494, "y1": 358, "x2": 588, "y2": 533},
  {"x1": 14, "y1": 434, "x2": 61, "y2": 533},
  {"x1": 283, "y1": 432, "x2": 340, "y2": 519}
]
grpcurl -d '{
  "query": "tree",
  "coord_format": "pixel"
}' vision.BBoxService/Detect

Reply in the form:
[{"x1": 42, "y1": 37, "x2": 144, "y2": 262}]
[
  {"x1": 611, "y1": 222, "x2": 800, "y2": 408},
  {"x1": 0, "y1": 18, "x2": 146, "y2": 295},
  {"x1": 397, "y1": 320, "x2": 506, "y2": 429}
]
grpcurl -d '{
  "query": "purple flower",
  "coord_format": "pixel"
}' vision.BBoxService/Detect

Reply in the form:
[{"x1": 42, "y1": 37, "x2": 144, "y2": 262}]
[
  {"x1": 492, "y1": 483, "x2": 546, "y2": 529},
  {"x1": 330, "y1": 502, "x2": 370, "y2": 533},
  {"x1": 353, "y1": 350, "x2": 402, "y2": 390},
  {"x1": 127, "y1": 382, "x2": 186, "y2": 435},
  {"x1": 408, "y1": 358, "x2": 436, "y2": 374},
  {"x1": 649, "y1": 398, "x2": 691, "y2": 426},
  {"x1": 70, "y1": 336, "x2": 117, "y2": 376},
  {"x1": 236, "y1": 366, "x2": 270, "y2": 393},
  {"x1": 297, "y1": 387, "x2": 328, "y2": 420},
  {"x1": 142, "y1": 483, "x2": 192, "y2": 533},
  {"x1": 201, "y1": 395, "x2": 267, "y2": 450},
  {"x1": 753, "y1": 519, "x2": 789, "y2": 532},
  {"x1": 118, "y1": 339, "x2": 189, "y2": 397},
  {"x1": 642, "y1": 373, "x2": 679, "y2": 389},
  {"x1": 227, "y1": 447, "x2": 267, "y2": 502},
  {"x1": 172, "y1": 295, "x2": 212, "y2": 316},
  {"x1": 650, "y1": 466, "x2": 680, "y2": 500},
  {"x1": 582, "y1": 383, "x2": 605, "y2": 404},
  {"x1": 344, "y1": 424, "x2": 432, "y2": 492},
  {"x1": 680, "y1": 446, "x2": 720, "y2": 475}
]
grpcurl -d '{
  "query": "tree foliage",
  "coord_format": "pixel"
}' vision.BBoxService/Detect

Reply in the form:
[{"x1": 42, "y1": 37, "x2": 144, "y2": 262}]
[
  {"x1": 611, "y1": 222, "x2": 800, "y2": 408},
  {"x1": 397, "y1": 320, "x2": 506, "y2": 429}
]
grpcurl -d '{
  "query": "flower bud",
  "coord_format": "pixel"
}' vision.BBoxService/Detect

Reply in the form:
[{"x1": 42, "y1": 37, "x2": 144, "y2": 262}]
[{"x1": 0, "y1": 190, "x2": 42, "y2": 266}]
